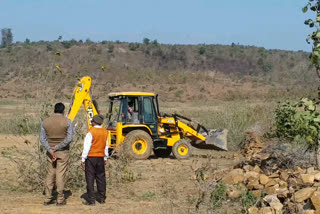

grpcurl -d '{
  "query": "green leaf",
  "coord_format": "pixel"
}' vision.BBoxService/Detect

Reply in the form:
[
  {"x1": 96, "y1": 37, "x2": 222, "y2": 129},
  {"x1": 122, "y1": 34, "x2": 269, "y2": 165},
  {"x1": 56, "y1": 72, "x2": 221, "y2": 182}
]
[
  {"x1": 312, "y1": 31, "x2": 320, "y2": 39},
  {"x1": 302, "y1": 4, "x2": 309, "y2": 13},
  {"x1": 306, "y1": 136, "x2": 314, "y2": 143},
  {"x1": 305, "y1": 19, "x2": 312, "y2": 25}
]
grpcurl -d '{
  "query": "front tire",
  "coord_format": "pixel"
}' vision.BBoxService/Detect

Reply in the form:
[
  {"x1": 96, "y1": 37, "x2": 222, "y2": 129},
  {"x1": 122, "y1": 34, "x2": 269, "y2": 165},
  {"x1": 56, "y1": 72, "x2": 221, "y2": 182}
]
[
  {"x1": 123, "y1": 130, "x2": 153, "y2": 160},
  {"x1": 172, "y1": 140, "x2": 192, "y2": 160}
]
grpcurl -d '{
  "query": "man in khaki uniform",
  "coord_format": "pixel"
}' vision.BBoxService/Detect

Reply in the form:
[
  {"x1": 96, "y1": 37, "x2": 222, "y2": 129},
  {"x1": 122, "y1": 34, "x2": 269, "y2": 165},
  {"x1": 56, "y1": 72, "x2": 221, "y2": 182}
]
[{"x1": 40, "y1": 103, "x2": 73, "y2": 206}]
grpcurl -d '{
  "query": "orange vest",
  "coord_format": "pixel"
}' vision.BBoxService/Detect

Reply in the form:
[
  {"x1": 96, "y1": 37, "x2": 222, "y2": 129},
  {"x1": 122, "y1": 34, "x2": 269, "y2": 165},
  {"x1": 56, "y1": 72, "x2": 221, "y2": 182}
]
[{"x1": 88, "y1": 127, "x2": 108, "y2": 157}]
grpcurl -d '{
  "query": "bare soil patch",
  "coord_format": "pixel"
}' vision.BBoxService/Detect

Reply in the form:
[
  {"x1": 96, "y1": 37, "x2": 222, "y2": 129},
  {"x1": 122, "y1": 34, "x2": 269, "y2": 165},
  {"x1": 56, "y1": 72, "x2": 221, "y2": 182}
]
[{"x1": 0, "y1": 135, "x2": 241, "y2": 214}]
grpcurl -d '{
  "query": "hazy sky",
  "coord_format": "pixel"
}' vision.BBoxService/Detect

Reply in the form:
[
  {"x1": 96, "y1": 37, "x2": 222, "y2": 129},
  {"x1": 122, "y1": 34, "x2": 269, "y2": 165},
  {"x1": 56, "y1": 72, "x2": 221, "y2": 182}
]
[{"x1": 0, "y1": 0, "x2": 315, "y2": 51}]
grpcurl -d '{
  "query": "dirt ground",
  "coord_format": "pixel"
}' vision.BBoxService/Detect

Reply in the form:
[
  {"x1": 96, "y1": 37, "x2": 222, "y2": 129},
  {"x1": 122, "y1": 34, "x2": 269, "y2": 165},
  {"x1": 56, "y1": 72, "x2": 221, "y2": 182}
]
[{"x1": 0, "y1": 135, "x2": 242, "y2": 214}]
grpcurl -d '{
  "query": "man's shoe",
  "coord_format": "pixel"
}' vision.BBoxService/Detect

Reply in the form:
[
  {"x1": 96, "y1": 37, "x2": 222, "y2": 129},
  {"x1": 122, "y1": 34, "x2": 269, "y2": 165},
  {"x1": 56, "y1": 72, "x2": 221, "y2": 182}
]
[
  {"x1": 44, "y1": 200, "x2": 55, "y2": 206},
  {"x1": 96, "y1": 200, "x2": 105, "y2": 204},
  {"x1": 82, "y1": 200, "x2": 95, "y2": 206},
  {"x1": 56, "y1": 200, "x2": 66, "y2": 206}
]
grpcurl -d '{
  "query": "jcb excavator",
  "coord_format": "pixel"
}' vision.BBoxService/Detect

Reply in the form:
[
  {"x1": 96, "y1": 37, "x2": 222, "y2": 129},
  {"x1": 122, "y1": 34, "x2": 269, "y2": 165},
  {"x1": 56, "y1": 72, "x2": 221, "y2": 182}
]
[{"x1": 67, "y1": 76, "x2": 228, "y2": 160}]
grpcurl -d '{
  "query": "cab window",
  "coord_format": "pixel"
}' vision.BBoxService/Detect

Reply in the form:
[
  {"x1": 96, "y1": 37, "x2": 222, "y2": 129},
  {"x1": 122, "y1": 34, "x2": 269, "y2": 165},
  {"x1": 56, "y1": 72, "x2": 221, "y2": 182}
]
[{"x1": 143, "y1": 97, "x2": 155, "y2": 123}]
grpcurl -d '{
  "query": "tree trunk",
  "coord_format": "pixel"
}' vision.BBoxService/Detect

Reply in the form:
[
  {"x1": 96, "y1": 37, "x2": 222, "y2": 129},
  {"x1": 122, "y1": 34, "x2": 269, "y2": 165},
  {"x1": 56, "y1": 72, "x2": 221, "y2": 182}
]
[{"x1": 316, "y1": 143, "x2": 320, "y2": 169}]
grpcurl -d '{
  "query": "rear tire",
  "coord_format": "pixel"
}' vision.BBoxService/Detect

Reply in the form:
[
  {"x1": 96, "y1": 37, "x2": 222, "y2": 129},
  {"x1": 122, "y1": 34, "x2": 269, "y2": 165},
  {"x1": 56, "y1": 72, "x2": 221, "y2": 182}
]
[
  {"x1": 123, "y1": 130, "x2": 153, "y2": 160},
  {"x1": 153, "y1": 147, "x2": 172, "y2": 158},
  {"x1": 172, "y1": 140, "x2": 192, "y2": 160}
]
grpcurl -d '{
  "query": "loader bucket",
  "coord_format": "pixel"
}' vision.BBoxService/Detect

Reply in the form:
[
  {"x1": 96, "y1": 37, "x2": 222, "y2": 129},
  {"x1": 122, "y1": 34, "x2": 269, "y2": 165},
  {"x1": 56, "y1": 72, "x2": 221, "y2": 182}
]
[
  {"x1": 205, "y1": 129, "x2": 228, "y2": 151},
  {"x1": 192, "y1": 129, "x2": 228, "y2": 151}
]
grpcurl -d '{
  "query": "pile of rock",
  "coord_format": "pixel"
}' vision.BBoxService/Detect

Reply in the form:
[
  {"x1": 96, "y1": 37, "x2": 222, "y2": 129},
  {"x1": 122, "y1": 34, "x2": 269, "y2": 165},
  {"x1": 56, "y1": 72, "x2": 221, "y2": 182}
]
[
  {"x1": 218, "y1": 131, "x2": 320, "y2": 213},
  {"x1": 220, "y1": 147, "x2": 320, "y2": 214},
  {"x1": 221, "y1": 164, "x2": 320, "y2": 213},
  {"x1": 242, "y1": 131, "x2": 270, "y2": 161}
]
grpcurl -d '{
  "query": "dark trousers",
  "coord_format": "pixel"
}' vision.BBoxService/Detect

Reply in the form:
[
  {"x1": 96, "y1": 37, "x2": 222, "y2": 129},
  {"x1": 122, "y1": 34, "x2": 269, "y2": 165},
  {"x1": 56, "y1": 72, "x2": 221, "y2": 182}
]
[{"x1": 85, "y1": 157, "x2": 106, "y2": 203}]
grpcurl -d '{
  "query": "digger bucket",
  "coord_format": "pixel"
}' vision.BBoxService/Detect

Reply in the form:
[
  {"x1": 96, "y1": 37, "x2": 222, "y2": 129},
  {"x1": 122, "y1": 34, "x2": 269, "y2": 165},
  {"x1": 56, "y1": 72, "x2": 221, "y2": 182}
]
[
  {"x1": 205, "y1": 129, "x2": 228, "y2": 151},
  {"x1": 192, "y1": 129, "x2": 228, "y2": 151}
]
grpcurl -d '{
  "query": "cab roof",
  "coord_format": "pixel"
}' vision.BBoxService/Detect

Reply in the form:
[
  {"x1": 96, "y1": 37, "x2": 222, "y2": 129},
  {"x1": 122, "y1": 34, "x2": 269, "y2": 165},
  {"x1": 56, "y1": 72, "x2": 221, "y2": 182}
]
[{"x1": 108, "y1": 92, "x2": 156, "y2": 97}]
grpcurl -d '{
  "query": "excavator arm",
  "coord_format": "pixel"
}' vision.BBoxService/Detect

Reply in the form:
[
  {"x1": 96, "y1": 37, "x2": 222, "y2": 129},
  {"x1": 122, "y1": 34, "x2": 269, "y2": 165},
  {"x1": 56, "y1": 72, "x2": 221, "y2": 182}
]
[
  {"x1": 67, "y1": 76, "x2": 99, "y2": 130},
  {"x1": 173, "y1": 114, "x2": 228, "y2": 151}
]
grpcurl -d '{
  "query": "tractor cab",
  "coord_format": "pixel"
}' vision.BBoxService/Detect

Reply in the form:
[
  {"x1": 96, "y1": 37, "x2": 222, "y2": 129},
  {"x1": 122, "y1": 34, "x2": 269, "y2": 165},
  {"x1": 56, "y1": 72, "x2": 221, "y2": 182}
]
[{"x1": 106, "y1": 92, "x2": 159, "y2": 138}]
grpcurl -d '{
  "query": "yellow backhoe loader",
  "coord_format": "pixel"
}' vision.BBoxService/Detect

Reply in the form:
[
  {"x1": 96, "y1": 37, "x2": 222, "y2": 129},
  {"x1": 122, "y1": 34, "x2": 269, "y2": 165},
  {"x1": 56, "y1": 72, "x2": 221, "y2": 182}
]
[{"x1": 67, "y1": 76, "x2": 228, "y2": 160}]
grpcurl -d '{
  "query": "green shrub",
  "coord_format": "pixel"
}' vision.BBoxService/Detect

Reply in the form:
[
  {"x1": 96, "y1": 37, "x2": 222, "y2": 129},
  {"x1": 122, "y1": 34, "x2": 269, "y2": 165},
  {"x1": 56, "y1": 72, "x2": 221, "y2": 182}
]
[
  {"x1": 129, "y1": 43, "x2": 140, "y2": 51},
  {"x1": 199, "y1": 46, "x2": 206, "y2": 55},
  {"x1": 175, "y1": 89, "x2": 184, "y2": 97},
  {"x1": 274, "y1": 98, "x2": 320, "y2": 144},
  {"x1": 152, "y1": 39, "x2": 159, "y2": 47},
  {"x1": 46, "y1": 44, "x2": 53, "y2": 51},
  {"x1": 108, "y1": 43, "x2": 114, "y2": 53},
  {"x1": 241, "y1": 191, "x2": 257, "y2": 209},
  {"x1": 143, "y1": 38, "x2": 150, "y2": 45},
  {"x1": 25, "y1": 38, "x2": 30, "y2": 45},
  {"x1": 142, "y1": 191, "x2": 156, "y2": 200},
  {"x1": 61, "y1": 39, "x2": 78, "y2": 49},
  {"x1": 210, "y1": 183, "x2": 227, "y2": 208}
]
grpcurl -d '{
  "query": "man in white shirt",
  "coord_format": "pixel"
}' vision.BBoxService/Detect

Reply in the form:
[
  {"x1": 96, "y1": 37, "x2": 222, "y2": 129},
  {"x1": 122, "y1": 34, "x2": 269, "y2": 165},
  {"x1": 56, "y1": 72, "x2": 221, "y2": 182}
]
[{"x1": 81, "y1": 114, "x2": 108, "y2": 205}]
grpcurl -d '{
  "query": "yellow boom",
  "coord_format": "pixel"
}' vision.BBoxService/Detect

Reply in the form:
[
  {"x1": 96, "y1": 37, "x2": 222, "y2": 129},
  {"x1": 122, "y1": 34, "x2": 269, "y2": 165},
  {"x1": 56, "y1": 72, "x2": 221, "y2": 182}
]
[{"x1": 67, "y1": 76, "x2": 99, "y2": 129}]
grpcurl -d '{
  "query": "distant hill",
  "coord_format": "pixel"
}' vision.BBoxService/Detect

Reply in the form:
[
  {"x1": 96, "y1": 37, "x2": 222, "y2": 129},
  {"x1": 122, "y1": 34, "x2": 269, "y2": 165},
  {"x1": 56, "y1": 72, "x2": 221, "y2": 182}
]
[{"x1": 0, "y1": 40, "x2": 317, "y2": 102}]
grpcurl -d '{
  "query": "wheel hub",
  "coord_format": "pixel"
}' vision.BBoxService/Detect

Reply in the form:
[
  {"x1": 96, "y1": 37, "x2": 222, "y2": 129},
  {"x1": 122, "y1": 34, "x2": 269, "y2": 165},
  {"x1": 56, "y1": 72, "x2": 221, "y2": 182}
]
[
  {"x1": 132, "y1": 139, "x2": 147, "y2": 155},
  {"x1": 177, "y1": 144, "x2": 188, "y2": 156}
]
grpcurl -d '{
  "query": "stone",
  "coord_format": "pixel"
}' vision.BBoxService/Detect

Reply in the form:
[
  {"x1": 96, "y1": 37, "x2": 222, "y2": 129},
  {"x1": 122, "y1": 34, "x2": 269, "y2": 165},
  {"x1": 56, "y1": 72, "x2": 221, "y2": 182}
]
[
  {"x1": 304, "y1": 210, "x2": 315, "y2": 214},
  {"x1": 301, "y1": 174, "x2": 315, "y2": 185},
  {"x1": 288, "y1": 177, "x2": 299, "y2": 187},
  {"x1": 263, "y1": 195, "x2": 283, "y2": 213},
  {"x1": 251, "y1": 190, "x2": 262, "y2": 198},
  {"x1": 288, "y1": 186, "x2": 295, "y2": 194},
  {"x1": 294, "y1": 166, "x2": 306, "y2": 174},
  {"x1": 248, "y1": 180, "x2": 264, "y2": 190},
  {"x1": 278, "y1": 180, "x2": 288, "y2": 188},
  {"x1": 222, "y1": 169, "x2": 245, "y2": 184},
  {"x1": 227, "y1": 188, "x2": 242, "y2": 199},
  {"x1": 314, "y1": 172, "x2": 320, "y2": 181},
  {"x1": 244, "y1": 165, "x2": 253, "y2": 172},
  {"x1": 260, "y1": 174, "x2": 269, "y2": 185},
  {"x1": 307, "y1": 167, "x2": 315, "y2": 174},
  {"x1": 255, "y1": 153, "x2": 270, "y2": 160},
  {"x1": 248, "y1": 207, "x2": 259, "y2": 214},
  {"x1": 259, "y1": 207, "x2": 275, "y2": 214},
  {"x1": 276, "y1": 187, "x2": 289, "y2": 198},
  {"x1": 280, "y1": 171, "x2": 289, "y2": 181},
  {"x1": 265, "y1": 179, "x2": 279, "y2": 187},
  {"x1": 292, "y1": 187, "x2": 316, "y2": 203},
  {"x1": 313, "y1": 170, "x2": 320, "y2": 175},
  {"x1": 311, "y1": 191, "x2": 320, "y2": 210},
  {"x1": 253, "y1": 165, "x2": 261, "y2": 173},
  {"x1": 245, "y1": 171, "x2": 260, "y2": 180},
  {"x1": 266, "y1": 184, "x2": 279, "y2": 195},
  {"x1": 269, "y1": 172, "x2": 280, "y2": 178}
]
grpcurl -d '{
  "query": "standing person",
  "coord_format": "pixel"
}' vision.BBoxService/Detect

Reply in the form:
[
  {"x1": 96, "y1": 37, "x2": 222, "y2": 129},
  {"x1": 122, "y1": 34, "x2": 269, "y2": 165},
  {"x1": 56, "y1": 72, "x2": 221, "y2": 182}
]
[
  {"x1": 40, "y1": 102, "x2": 74, "y2": 206},
  {"x1": 81, "y1": 114, "x2": 108, "y2": 205}
]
